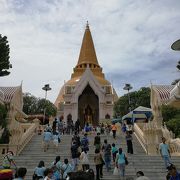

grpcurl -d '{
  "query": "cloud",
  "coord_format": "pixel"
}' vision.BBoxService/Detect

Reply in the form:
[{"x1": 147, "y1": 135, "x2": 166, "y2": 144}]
[{"x1": 0, "y1": 0, "x2": 180, "y2": 102}]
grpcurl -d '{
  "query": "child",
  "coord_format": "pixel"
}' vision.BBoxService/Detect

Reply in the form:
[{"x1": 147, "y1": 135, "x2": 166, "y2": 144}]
[{"x1": 112, "y1": 143, "x2": 118, "y2": 163}]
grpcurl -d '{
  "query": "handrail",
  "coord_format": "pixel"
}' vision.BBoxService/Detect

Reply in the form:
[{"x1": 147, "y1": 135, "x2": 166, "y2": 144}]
[
  {"x1": 134, "y1": 123, "x2": 148, "y2": 154},
  {"x1": 0, "y1": 123, "x2": 38, "y2": 156},
  {"x1": 17, "y1": 123, "x2": 37, "y2": 155}
]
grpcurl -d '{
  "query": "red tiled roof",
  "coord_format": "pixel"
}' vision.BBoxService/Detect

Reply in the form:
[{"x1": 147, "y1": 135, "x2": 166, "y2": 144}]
[
  {"x1": 0, "y1": 86, "x2": 20, "y2": 103},
  {"x1": 153, "y1": 85, "x2": 175, "y2": 104}
]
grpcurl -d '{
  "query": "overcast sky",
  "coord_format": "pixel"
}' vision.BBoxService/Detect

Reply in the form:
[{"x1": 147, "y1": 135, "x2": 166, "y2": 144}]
[{"x1": 0, "y1": 0, "x2": 180, "y2": 103}]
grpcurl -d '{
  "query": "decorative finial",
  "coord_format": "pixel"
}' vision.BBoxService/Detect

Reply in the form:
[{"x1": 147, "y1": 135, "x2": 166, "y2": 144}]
[{"x1": 86, "y1": 21, "x2": 89, "y2": 29}]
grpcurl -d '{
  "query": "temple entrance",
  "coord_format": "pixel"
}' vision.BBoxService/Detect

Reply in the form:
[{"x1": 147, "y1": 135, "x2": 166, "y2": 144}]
[{"x1": 78, "y1": 84, "x2": 99, "y2": 128}]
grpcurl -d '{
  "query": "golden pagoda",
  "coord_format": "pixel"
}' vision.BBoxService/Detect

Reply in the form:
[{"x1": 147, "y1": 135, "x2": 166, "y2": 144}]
[{"x1": 55, "y1": 22, "x2": 118, "y2": 126}]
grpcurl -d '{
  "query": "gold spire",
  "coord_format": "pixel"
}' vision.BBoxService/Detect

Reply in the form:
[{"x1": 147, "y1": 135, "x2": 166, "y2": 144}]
[
  {"x1": 69, "y1": 23, "x2": 110, "y2": 85},
  {"x1": 76, "y1": 22, "x2": 99, "y2": 66}
]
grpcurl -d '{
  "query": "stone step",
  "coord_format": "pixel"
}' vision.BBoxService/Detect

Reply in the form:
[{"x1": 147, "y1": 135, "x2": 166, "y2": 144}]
[{"x1": 14, "y1": 132, "x2": 180, "y2": 180}]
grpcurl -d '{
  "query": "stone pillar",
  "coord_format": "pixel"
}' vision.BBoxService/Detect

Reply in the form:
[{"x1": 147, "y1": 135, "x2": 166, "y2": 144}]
[{"x1": 143, "y1": 104, "x2": 163, "y2": 155}]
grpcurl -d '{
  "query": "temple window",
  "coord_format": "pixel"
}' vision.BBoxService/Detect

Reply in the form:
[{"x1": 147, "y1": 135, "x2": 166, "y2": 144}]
[
  {"x1": 105, "y1": 86, "x2": 111, "y2": 94},
  {"x1": 65, "y1": 101, "x2": 71, "y2": 104},
  {"x1": 106, "y1": 101, "x2": 112, "y2": 104},
  {"x1": 84, "y1": 64, "x2": 87, "y2": 68},
  {"x1": 66, "y1": 86, "x2": 72, "y2": 94}
]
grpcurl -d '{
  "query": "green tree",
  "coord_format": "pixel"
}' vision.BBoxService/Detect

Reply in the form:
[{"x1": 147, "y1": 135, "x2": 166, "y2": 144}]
[
  {"x1": 166, "y1": 116, "x2": 180, "y2": 138},
  {"x1": 0, "y1": 103, "x2": 10, "y2": 144},
  {"x1": 0, "y1": 34, "x2": 11, "y2": 77},
  {"x1": 161, "y1": 105, "x2": 178, "y2": 122},
  {"x1": 0, "y1": 103, "x2": 8, "y2": 127},
  {"x1": 161, "y1": 105, "x2": 180, "y2": 137},
  {"x1": 37, "y1": 99, "x2": 57, "y2": 117},
  {"x1": 23, "y1": 93, "x2": 57, "y2": 116},
  {"x1": 114, "y1": 87, "x2": 151, "y2": 117}
]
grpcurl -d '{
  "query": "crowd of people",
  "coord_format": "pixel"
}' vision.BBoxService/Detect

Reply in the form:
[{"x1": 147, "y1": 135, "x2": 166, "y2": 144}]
[{"x1": 0, "y1": 118, "x2": 180, "y2": 180}]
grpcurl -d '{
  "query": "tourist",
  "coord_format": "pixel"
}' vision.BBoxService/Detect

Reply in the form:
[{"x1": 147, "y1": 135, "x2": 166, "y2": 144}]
[
  {"x1": 125, "y1": 131, "x2": 133, "y2": 154},
  {"x1": 167, "y1": 164, "x2": 180, "y2": 180},
  {"x1": 71, "y1": 120, "x2": 75, "y2": 135},
  {"x1": 52, "y1": 166, "x2": 61, "y2": 180},
  {"x1": 75, "y1": 119, "x2": 80, "y2": 134},
  {"x1": 94, "y1": 133, "x2": 101, "y2": 150},
  {"x1": 33, "y1": 160, "x2": 46, "y2": 180},
  {"x1": 45, "y1": 123, "x2": 52, "y2": 132},
  {"x1": 61, "y1": 159, "x2": 73, "y2": 180},
  {"x1": 58, "y1": 118, "x2": 64, "y2": 135},
  {"x1": 50, "y1": 156, "x2": 63, "y2": 173},
  {"x1": 44, "y1": 168, "x2": 53, "y2": 180},
  {"x1": 112, "y1": 143, "x2": 118, "y2": 163},
  {"x1": 115, "y1": 148, "x2": 126, "y2": 178},
  {"x1": 105, "y1": 124, "x2": 110, "y2": 136},
  {"x1": 14, "y1": 167, "x2": 27, "y2": 180},
  {"x1": 2, "y1": 151, "x2": 17, "y2": 169},
  {"x1": 52, "y1": 118, "x2": 58, "y2": 133},
  {"x1": 111, "y1": 123, "x2": 117, "y2": 139},
  {"x1": 100, "y1": 123, "x2": 105, "y2": 134},
  {"x1": 84, "y1": 123, "x2": 91, "y2": 134},
  {"x1": 94, "y1": 148, "x2": 104, "y2": 180},
  {"x1": 122, "y1": 123, "x2": 127, "y2": 133},
  {"x1": 52, "y1": 131, "x2": 60, "y2": 152},
  {"x1": 71, "y1": 141, "x2": 80, "y2": 171},
  {"x1": 159, "y1": 137, "x2": 171, "y2": 169},
  {"x1": 80, "y1": 148, "x2": 90, "y2": 171},
  {"x1": 71, "y1": 131, "x2": 81, "y2": 147},
  {"x1": 81, "y1": 133, "x2": 89, "y2": 152},
  {"x1": 136, "y1": 171, "x2": 150, "y2": 180},
  {"x1": 96, "y1": 126, "x2": 101, "y2": 134},
  {"x1": 102, "y1": 139, "x2": 111, "y2": 171},
  {"x1": 67, "y1": 118, "x2": 72, "y2": 134},
  {"x1": 43, "y1": 129, "x2": 52, "y2": 152}
]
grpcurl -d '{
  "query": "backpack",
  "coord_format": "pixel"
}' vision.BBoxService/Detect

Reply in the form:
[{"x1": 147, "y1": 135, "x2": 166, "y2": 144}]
[{"x1": 81, "y1": 138, "x2": 87, "y2": 146}]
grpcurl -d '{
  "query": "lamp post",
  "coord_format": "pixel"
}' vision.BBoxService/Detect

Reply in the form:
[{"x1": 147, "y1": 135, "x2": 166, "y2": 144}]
[
  {"x1": 42, "y1": 84, "x2": 51, "y2": 124},
  {"x1": 123, "y1": 83, "x2": 133, "y2": 112}
]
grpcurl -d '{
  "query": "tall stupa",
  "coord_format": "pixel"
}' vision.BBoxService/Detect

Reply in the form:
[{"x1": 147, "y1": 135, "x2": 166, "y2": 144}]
[{"x1": 55, "y1": 22, "x2": 118, "y2": 127}]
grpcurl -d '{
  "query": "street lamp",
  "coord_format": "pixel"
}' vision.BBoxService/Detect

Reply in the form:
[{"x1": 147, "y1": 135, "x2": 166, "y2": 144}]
[
  {"x1": 123, "y1": 83, "x2": 133, "y2": 112},
  {"x1": 171, "y1": 39, "x2": 180, "y2": 51},
  {"x1": 42, "y1": 84, "x2": 51, "y2": 124}
]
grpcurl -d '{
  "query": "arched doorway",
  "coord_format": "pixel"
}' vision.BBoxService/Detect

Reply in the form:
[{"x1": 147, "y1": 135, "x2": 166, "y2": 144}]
[{"x1": 78, "y1": 84, "x2": 99, "y2": 127}]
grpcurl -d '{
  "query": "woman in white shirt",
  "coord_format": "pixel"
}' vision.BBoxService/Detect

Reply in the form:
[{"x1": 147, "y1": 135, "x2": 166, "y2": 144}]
[{"x1": 80, "y1": 148, "x2": 90, "y2": 171}]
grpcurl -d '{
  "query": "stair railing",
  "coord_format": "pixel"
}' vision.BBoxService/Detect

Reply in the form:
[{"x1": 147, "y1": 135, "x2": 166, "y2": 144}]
[{"x1": 133, "y1": 123, "x2": 148, "y2": 154}]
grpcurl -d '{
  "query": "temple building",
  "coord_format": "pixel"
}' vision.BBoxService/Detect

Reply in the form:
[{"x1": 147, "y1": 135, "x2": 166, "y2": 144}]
[{"x1": 54, "y1": 23, "x2": 118, "y2": 127}]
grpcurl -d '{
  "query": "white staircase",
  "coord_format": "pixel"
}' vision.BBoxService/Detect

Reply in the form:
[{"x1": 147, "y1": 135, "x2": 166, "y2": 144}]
[{"x1": 14, "y1": 130, "x2": 180, "y2": 180}]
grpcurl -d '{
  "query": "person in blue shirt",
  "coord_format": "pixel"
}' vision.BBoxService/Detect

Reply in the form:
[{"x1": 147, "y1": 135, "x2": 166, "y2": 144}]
[
  {"x1": 111, "y1": 143, "x2": 118, "y2": 163},
  {"x1": 115, "y1": 148, "x2": 127, "y2": 178},
  {"x1": 33, "y1": 161, "x2": 46, "y2": 179},
  {"x1": 43, "y1": 130, "x2": 52, "y2": 152},
  {"x1": 159, "y1": 137, "x2": 171, "y2": 169},
  {"x1": 167, "y1": 164, "x2": 180, "y2": 180},
  {"x1": 81, "y1": 133, "x2": 89, "y2": 152},
  {"x1": 61, "y1": 158, "x2": 73, "y2": 179}
]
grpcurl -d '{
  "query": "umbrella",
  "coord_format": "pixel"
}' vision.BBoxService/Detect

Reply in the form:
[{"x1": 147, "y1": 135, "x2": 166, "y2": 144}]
[
  {"x1": 132, "y1": 106, "x2": 152, "y2": 119},
  {"x1": 122, "y1": 106, "x2": 152, "y2": 122}
]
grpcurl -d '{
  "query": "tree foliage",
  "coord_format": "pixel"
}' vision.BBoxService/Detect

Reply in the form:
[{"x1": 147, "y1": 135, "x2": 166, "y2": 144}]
[
  {"x1": 0, "y1": 103, "x2": 8, "y2": 127},
  {"x1": 0, "y1": 34, "x2": 11, "y2": 77},
  {"x1": 161, "y1": 105, "x2": 178, "y2": 122},
  {"x1": 23, "y1": 93, "x2": 57, "y2": 117},
  {"x1": 161, "y1": 105, "x2": 180, "y2": 138},
  {"x1": 114, "y1": 87, "x2": 151, "y2": 117}
]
